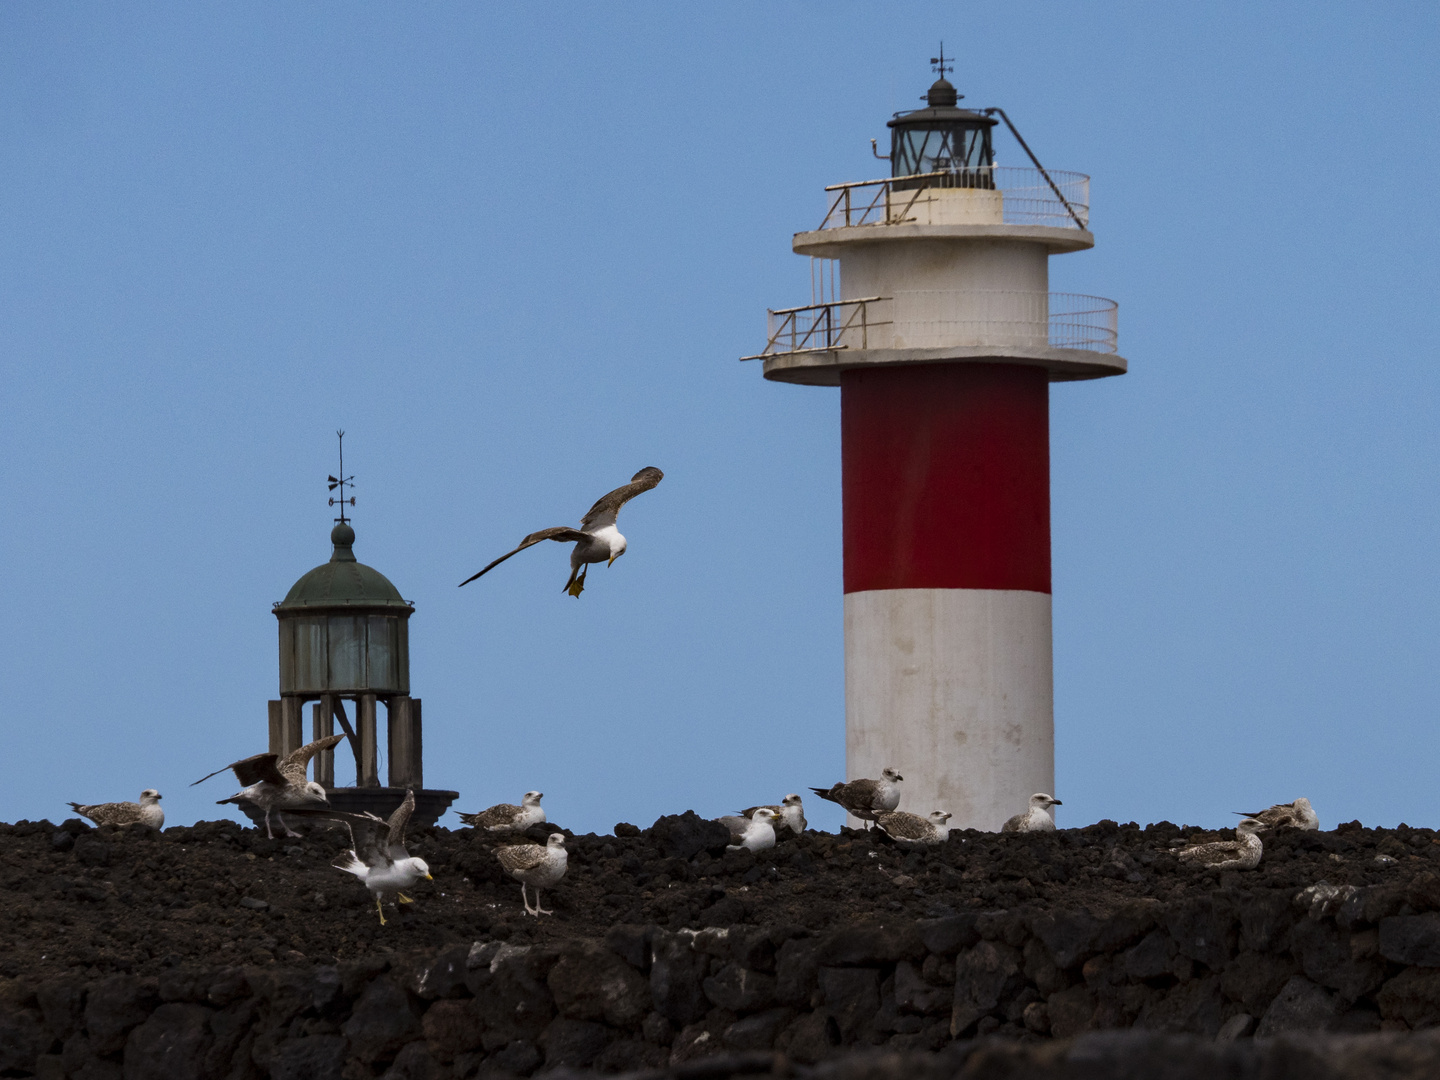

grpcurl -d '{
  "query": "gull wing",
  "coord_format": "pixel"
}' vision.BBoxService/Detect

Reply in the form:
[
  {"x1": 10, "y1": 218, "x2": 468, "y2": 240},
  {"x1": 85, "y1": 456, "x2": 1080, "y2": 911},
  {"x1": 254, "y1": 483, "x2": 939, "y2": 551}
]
[
  {"x1": 715, "y1": 815, "x2": 750, "y2": 838},
  {"x1": 283, "y1": 807, "x2": 390, "y2": 867},
  {"x1": 460, "y1": 527, "x2": 591, "y2": 586},
  {"x1": 877, "y1": 811, "x2": 928, "y2": 840},
  {"x1": 385, "y1": 789, "x2": 415, "y2": 860},
  {"x1": 579, "y1": 467, "x2": 664, "y2": 532},
  {"x1": 496, "y1": 843, "x2": 547, "y2": 874},
  {"x1": 191, "y1": 752, "x2": 287, "y2": 789},
  {"x1": 279, "y1": 734, "x2": 346, "y2": 785}
]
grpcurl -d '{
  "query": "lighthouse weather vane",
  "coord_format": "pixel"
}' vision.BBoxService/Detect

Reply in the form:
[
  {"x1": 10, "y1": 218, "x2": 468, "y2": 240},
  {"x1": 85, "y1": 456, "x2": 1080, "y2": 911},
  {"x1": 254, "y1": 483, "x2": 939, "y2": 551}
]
[
  {"x1": 328, "y1": 430, "x2": 356, "y2": 524},
  {"x1": 930, "y1": 43, "x2": 952, "y2": 80}
]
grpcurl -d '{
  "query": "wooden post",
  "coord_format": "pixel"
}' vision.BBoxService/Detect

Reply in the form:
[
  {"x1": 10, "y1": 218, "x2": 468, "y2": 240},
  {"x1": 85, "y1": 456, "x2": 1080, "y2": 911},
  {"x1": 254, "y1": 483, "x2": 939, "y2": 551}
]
[
  {"x1": 280, "y1": 697, "x2": 304, "y2": 759},
  {"x1": 268, "y1": 701, "x2": 283, "y2": 756},
  {"x1": 411, "y1": 698, "x2": 423, "y2": 789},
  {"x1": 388, "y1": 697, "x2": 422, "y2": 788},
  {"x1": 358, "y1": 694, "x2": 379, "y2": 787},
  {"x1": 313, "y1": 695, "x2": 335, "y2": 788}
]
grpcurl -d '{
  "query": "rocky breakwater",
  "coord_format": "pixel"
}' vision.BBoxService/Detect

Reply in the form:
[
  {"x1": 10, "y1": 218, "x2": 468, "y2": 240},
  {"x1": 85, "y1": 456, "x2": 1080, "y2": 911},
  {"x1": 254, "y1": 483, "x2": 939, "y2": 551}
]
[{"x1": 3, "y1": 816, "x2": 1440, "y2": 1076}]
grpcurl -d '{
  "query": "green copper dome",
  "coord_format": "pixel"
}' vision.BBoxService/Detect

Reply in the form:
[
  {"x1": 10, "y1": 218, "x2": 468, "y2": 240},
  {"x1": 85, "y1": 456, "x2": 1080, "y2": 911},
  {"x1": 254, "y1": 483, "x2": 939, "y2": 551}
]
[{"x1": 276, "y1": 523, "x2": 412, "y2": 610}]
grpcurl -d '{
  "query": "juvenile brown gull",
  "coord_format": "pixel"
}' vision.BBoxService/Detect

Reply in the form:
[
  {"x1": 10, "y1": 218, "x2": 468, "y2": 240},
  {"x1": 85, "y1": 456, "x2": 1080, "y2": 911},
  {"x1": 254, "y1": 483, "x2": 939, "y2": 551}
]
[
  {"x1": 67, "y1": 789, "x2": 164, "y2": 830},
  {"x1": 496, "y1": 833, "x2": 568, "y2": 916},
  {"x1": 1178, "y1": 818, "x2": 1264, "y2": 870},
  {"x1": 810, "y1": 768, "x2": 903, "y2": 825},
  {"x1": 460, "y1": 466, "x2": 664, "y2": 597},
  {"x1": 1234, "y1": 797, "x2": 1318, "y2": 832},
  {"x1": 716, "y1": 808, "x2": 780, "y2": 852},
  {"x1": 191, "y1": 734, "x2": 345, "y2": 839},
  {"x1": 1001, "y1": 793, "x2": 1062, "y2": 834},
  {"x1": 740, "y1": 794, "x2": 806, "y2": 836},
  {"x1": 457, "y1": 791, "x2": 546, "y2": 834},
  {"x1": 877, "y1": 810, "x2": 952, "y2": 846},
  {"x1": 293, "y1": 790, "x2": 432, "y2": 925}
]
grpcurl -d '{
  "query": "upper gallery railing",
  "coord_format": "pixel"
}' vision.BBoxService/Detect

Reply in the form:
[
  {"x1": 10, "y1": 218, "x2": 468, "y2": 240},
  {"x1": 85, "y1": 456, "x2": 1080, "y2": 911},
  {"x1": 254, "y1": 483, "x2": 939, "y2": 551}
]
[{"x1": 819, "y1": 166, "x2": 1090, "y2": 231}]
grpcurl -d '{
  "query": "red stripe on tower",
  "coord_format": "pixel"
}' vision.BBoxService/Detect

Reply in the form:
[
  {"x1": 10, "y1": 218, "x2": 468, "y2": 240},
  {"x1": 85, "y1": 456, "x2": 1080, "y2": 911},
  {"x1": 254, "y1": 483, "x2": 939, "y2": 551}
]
[{"x1": 840, "y1": 363, "x2": 1051, "y2": 595}]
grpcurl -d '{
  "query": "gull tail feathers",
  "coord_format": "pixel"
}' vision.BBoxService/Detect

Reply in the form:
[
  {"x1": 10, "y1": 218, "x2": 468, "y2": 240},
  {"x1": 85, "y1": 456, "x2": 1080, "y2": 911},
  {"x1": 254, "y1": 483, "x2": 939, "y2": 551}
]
[{"x1": 333, "y1": 851, "x2": 368, "y2": 879}]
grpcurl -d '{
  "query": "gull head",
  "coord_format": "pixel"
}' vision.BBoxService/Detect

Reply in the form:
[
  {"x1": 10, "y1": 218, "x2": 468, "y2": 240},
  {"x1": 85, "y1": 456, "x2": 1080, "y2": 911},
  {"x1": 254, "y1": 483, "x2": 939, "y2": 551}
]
[
  {"x1": 547, "y1": 833, "x2": 567, "y2": 849},
  {"x1": 523, "y1": 791, "x2": 544, "y2": 807},
  {"x1": 882, "y1": 768, "x2": 904, "y2": 783},
  {"x1": 782, "y1": 794, "x2": 803, "y2": 808},
  {"x1": 929, "y1": 811, "x2": 952, "y2": 825},
  {"x1": 608, "y1": 537, "x2": 628, "y2": 566},
  {"x1": 303, "y1": 781, "x2": 330, "y2": 803},
  {"x1": 1293, "y1": 797, "x2": 1313, "y2": 812},
  {"x1": 140, "y1": 789, "x2": 162, "y2": 803},
  {"x1": 411, "y1": 857, "x2": 433, "y2": 881},
  {"x1": 754, "y1": 808, "x2": 781, "y2": 824},
  {"x1": 1236, "y1": 818, "x2": 1264, "y2": 837},
  {"x1": 1031, "y1": 793, "x2": 1061, "y2": 809}
]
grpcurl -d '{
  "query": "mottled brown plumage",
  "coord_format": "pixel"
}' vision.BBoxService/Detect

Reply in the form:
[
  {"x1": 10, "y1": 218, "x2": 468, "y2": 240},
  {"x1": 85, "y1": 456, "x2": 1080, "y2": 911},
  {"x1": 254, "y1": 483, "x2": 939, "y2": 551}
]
[
  {"x1": 810, "y1": 768, "x2": 903, "y2": 823},
  {"x1": 68, "y1": 790, "x2": 164, "y2": 830}
]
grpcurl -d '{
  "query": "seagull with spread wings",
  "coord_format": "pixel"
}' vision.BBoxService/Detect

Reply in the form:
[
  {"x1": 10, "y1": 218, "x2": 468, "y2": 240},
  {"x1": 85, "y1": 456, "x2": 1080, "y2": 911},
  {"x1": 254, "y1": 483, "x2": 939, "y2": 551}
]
[
  {"x1": 459, "y1": 466, "x2": 664, "y2": 597},
  {"x1": 191, "y1": 734, "x2": 345, "y2": 839},
  {"x1": 292, "y1": 790, "x2": 433, "y2": 925}
]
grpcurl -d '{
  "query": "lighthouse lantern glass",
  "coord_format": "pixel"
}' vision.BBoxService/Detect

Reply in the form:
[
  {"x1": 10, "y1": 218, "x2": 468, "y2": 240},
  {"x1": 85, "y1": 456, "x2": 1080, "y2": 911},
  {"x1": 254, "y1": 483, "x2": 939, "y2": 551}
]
[{"x1": 892, "y1": 121, "x2": 994, "y2": 184}]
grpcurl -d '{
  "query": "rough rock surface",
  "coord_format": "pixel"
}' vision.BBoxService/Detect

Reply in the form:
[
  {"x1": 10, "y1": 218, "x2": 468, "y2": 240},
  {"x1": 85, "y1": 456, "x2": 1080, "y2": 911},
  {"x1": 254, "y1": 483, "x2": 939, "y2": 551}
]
[{"x1": 1, "y1": 816, "x2": 1440, "y2": 1076}]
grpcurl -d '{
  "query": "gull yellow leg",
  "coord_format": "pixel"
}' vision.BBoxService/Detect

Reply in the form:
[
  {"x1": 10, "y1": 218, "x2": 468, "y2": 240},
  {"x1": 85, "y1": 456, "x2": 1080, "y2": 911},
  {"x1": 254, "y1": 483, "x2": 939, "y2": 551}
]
[
  {"x1": 375, "y1": 895, "x2": 387, "y2": 926},
  {"x1": 397, "y1": 893, "x2": 413, "y2": 904}
]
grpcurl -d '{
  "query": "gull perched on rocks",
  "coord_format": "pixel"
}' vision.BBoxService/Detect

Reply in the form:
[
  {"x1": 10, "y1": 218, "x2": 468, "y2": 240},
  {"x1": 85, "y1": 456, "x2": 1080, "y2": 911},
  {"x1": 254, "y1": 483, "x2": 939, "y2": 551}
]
[
  {"x1": 294, "y1": 790, "x2": 432, "y2": 925},
  {"x1": 740, "y1": 794, "x2": 807, "y2": 836},
  {"x1": 717, "y1": 808, "x2": 780, "y2": 852},
  {"x1": 67, "y1": 790, "x2": 164, "y2": 830},
  {"x1": 459, "y1": 467, "x2": 664, "y2": 597},
  {"x1": 496, "y1": 833, "x2": 568, "y2": 916},
  {"x1": 1178, "y1": 818, "x2": 1264, "y2": 871},
  {"x1": 457, "y1": 792, "x2": 546, "y2": 834},
  {"x1": 1001, "y1": 793, "x2": 1062, "y2": 833},
  {"x1": 877, "y1": 810, "x2": 952, "y2": 846},
  {"x1": 191, "y1": 735, "x2": 345, "y2": 839},
  {"x1": 1235, "y1": 797, "x2": 1318, "y2": 833},
  {"x1": 810, "y1": 769, "x2": 904, "y2": 825}
]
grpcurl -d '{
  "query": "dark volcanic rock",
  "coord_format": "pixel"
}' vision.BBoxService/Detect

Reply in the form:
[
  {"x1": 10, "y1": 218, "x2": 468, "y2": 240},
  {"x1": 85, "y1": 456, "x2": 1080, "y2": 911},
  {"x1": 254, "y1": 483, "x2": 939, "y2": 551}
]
[
  {"x1": 648, "y1": 812, "x2": 731, "y2": 860},
  {"x1": 1381, "y1": 913, "x2": 1440, "y2": 967}
]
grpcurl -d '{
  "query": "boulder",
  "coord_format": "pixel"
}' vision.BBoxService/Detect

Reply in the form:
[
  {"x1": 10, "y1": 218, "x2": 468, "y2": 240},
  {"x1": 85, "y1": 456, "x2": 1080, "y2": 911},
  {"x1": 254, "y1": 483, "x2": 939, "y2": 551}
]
[
  {"x1": 420, "y1": 999, "x2": 482, "y2": 1062},
  {"x1": 649, "y1": 931, "x2": 709, "y2": 1025},
  {"x1": 341, "y1": 977, "x2": 421, "y2": 1064},
  {"x1": 0, "y1": 1004, "x2": 46, "y2": 1074},
  {"x1": 84, "y1": 976, "x2": 159, "y2": 1056},
  {"x1": 539, "y1": 1017, "x2": 612, "y2": 1069},
  {"x1": 1380, "y1": 914, "x2": 1440, "y2": 967},
  {"x1": 816, "y1": 967, "x2": 879, "y2": 1039},
  {"x1": 121, "y1": 1002, "x2": 211, "y2": 1080},
  {"x1": 548, "y1": 941, "x2": 652, "y2": 1027},
  {"x1": 1256, "y1": 975, "x2": 1342, "y2": 1037},
  {"x1": 648, "y1": 812, "x2": 730, "y2": 860}
]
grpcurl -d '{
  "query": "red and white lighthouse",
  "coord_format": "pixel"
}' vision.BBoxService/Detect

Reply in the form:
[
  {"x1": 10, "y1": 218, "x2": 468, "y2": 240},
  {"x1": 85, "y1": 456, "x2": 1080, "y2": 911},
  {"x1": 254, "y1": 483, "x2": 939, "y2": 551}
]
[{"x1": 745, "y1": 64, "x2": 1125, "y2": 830}]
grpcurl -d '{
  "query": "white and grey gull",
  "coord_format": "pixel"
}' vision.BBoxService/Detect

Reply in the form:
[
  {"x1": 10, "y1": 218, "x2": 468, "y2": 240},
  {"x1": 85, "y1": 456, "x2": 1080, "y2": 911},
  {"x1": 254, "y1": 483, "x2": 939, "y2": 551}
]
[
  {"x1": 740, "y1": 794, "x2": 807, "y2": 836},
  {"x1": 293, "y1": 789, "x2": 433, "y2": 924},
  {"x1": 1001, "y1": 793, "x2": 1062, "y2": 834},
  {"x1": 716, "y1": 808, "x2": 780, "y2": 852}
]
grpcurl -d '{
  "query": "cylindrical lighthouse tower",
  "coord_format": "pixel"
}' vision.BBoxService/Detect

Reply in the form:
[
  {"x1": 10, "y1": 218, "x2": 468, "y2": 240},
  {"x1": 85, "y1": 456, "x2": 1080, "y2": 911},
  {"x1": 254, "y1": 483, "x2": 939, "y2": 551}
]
[{"x1": 744, "y1": 65, "x2": 1125, "y2": 830}]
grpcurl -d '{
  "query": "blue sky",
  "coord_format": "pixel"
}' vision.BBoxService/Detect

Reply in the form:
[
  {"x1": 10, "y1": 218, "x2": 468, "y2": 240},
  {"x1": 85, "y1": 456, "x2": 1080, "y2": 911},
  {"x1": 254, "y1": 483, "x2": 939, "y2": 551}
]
[{"x1": 1, "y1": 4, "x2": 1436, "y2": 834}]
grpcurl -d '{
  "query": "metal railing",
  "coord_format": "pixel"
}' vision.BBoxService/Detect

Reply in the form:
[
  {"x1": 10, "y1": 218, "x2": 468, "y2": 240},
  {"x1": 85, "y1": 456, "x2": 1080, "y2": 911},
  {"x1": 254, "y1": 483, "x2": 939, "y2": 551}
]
[
  {"x1": 740, "y1": 292, "x2": 1116, "y2": 360},
  {"x1": 820, "y1": 166, "x2": 1090, "y2": 230},
  {"x1": 739, "y1": 297, "x2": 889, "y2": 361}
]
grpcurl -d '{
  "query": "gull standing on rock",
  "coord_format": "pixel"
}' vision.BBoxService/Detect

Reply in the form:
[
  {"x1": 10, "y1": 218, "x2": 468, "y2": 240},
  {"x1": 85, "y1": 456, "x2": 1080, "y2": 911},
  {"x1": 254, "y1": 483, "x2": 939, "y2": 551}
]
[
  {"x1": 191, "y1": 735, "x2": 346, "y2": 839},
  {"x1": 67, "y1": 790, "x2": 165, "y2": 830},
  {"x1": 457, "y1": 792, "x2": 546, "y2": 834},
  {"x1": 877, "y1": 810, "x2": 952, "y2": 846},
  {"x1": 294, "y1": 790, "x2": 433, "y2": 925},
  {"x1": 740, "y1": 794, "x2": 807, "y2": 836},
  {"x1": 1234, "y1": 797, "x2": 1318, "y2": 832},
  {"x1": 810, "y1": 768, "x2": 904, "y2": 826},
  {"x1": 1001, "y1": 793, "x2": 1062, "y2": 833},
  {"x1": 459, "y1": 467, "x2": 664, "y2": 598},
  {"x1": 496, "y1": 833, "x2": 569, "y2": 916},
  {"x1": 717, "y1": 808, "x2": 780, "y2": 852},
  {"x1": 1178, "y1": 818, "x2": 1264, "y2": 871}
]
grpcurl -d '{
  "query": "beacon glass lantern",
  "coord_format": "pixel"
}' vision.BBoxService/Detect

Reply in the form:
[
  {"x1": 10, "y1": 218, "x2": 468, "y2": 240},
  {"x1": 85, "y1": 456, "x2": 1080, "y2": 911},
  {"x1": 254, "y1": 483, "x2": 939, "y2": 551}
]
[{"x1": 888, "y1": 77, "x2": 996, "y2": 189}]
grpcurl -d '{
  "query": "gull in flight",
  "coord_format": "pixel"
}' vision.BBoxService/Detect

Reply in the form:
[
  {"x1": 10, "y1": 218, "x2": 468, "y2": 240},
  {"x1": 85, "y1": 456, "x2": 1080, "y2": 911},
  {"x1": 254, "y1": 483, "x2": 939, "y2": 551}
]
[
  {"x1": 68, "y1": 789, "x2": 165, "y2": 830},
  {"x1": 191, "y1": 735, "x2": 345, "y2": 839},
  {"x1": 716, "y1": 808, "x2": 780, "y2": 852},
  {"x1": 1234, "y1": 797, "x2": 1318, "y2": 832},
  {"x1": 1178, "y1": 818, "x2": 1264, "y2": 871},
  {"x1": 294, "y1": 790, "x2": 433, "y2": 925},
  {"x1": 1001, "y1": 793, "x2": 1062, "y2": 834},
  {"x1": 740, "y1": 794, "x2": 807, "y2": 837},
  {"x1": 496, "y1": 833, "x2": 568, "y2": 916},
  {"x1": 810, "y1": 768, "x2": 903, "y2": 826},
  {"x1": 457, "y1": 791, "x2": 546, "y2": 834},
  {"x1": 460, "y1": 467, "x2": 664, "y2": 597}
]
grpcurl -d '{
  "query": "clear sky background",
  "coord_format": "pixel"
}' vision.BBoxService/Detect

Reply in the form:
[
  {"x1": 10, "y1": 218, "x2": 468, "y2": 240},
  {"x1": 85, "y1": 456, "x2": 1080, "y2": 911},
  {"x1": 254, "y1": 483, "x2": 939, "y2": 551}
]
[{"x1": 1, "y1": 4, "x2": 1436, "y2": 835}]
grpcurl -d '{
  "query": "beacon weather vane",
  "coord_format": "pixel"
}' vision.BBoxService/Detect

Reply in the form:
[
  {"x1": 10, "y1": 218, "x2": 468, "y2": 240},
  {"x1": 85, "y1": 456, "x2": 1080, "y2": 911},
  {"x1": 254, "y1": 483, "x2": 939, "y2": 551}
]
[
  {"x1": 328, "y1": 430, "x2": 356, "y2": 524},
  {"x1": 930, "y1": 43, "x2": 953, "y2": 79}
]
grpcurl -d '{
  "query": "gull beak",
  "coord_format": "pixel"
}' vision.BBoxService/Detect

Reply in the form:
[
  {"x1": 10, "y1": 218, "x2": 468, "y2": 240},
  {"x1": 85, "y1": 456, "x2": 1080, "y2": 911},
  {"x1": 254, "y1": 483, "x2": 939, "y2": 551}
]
[
  {"x1": 1051, "y1": 799, "x2": 1063, "y2": 806},
  {"x1": 607, "y1": 554, "x2": 619, "y2": 566},
  {"x1": 425, "y1": 873, "x2": 434, "y2": 881}
]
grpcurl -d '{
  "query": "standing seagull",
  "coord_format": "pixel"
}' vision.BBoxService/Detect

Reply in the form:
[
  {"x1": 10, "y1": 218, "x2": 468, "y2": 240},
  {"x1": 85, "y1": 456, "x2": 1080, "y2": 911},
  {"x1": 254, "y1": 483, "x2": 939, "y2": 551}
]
[
  {"x1": 740, "y1": 794, "x2": 807, "y2": 837},
  {"x1": 810, "y1": 768, "x2": 904, "y2": 826},
  {"x1": 496, "y1": 833, "x2": 569, "y2": 916},
  {"x1": 457, "y1": 791, "x2": 546, "y2": 834},
  {"x1": 191, "y1": 735, "x2": 345, "y2": 839},
  {"x1": 877, "y1": 810, "x2": 952, "y2": 846},
  {"x1": 1178, "y1": 818, "x2": 1264, "y2": 871},
  {"x1": 294, "y1": 790, "x2": 433, "y2": 925},
  {"x1": 716, "y1": 808, "x2": 780, "y2": 852},
  {"x1": 1001, "y1": 793, "x2": 1062, "y2": 834},
  {"x1": 68, "y1": 790, "x2": 165, "y2": 830},
  {"x1": 1234, "y1": 797, "x2": 1318, "y2": 832},
  {"x1": 459, "y1": 467, "x2": 664, "y2": 597}
]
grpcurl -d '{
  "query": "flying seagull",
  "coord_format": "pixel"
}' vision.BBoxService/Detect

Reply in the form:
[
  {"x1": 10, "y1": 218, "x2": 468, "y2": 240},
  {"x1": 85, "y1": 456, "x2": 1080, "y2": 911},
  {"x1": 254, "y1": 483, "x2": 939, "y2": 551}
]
[
  {"x1": 68, "y1": 789, "x2": 165, "y2": 830},
  {"x1": 496, "y1": 833, "x2": 568, "y2": 916},
  {"x1": 293, "y1": 790, "x2": 433, "y2": 925},
  {"x1": 877, "y1": 810, "x2": 952, "y2": 846},
  {"x1": 457, "y1": 791, "x2": 546, "y2": 834},
  {"x1": 1178, "y1": 818, "x2": 1264, "y2": 871},
  {"x1": 191, "y1": 735, "x2": 345, "y2": 839},
  {"x1": 716, "y1": 808, "x2": 780, "y2": 852},
  {"x1": 1001, "y1": 793, "x2": 1062, "y2": 833},
  {"x1": 740, "y1": 794, "x2": 807, "y2": 837},
  {"x1": 1234, "y1": 797, "x2": 1318, "y2": 832},
  {"x1": 810, "y1": 768, "x2": 904, "y2": 826},
  {"x1": 459, "y1": 466, "x2": 664, "y2": 597}
]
